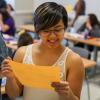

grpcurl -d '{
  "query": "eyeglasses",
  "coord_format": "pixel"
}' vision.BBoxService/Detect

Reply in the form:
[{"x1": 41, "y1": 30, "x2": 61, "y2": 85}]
[{"x1": 41, "y1": 28, "x2": 65, "y2": 36}]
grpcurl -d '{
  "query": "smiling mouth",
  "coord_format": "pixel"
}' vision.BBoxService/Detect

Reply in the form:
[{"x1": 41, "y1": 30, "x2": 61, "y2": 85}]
[{"x1": 47, "y1": 39, "x2": 58, "y2": 44}]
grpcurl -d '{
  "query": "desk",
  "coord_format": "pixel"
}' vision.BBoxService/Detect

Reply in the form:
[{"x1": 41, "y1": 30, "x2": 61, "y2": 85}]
[
  {"x1": 64, "y1": 33, "x2": 100, "y2": 61},
  {"x1": 1, "y1": 58, "x2": 96, "y2": 95},
  {"x1": 19, "y1": 25, "x2": 35, "y2": 32},
  {"x1": 6, "y1": 43, "x2": 17, "y2": 50},
  {"x1": 64, "y1": 33, "x2": 100, "y2": 47},
  {"x1": 82, "y1": 58, "x2": 96, "y2": 68},
  {"x1": 2, "y1": 34, "x2": 18, "y2": 50}
]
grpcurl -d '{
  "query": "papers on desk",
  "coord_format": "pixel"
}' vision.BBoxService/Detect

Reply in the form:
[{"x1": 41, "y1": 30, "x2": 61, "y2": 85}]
[
  {"x1": 3, "y1": 34, "x2": 17, "y2": 45},
  {"x1": 9, "y1": 60, "x2": 60, "y2": 90},
  {"x1": 3, "y1": 34, "x2": 13, "y2": 40}
]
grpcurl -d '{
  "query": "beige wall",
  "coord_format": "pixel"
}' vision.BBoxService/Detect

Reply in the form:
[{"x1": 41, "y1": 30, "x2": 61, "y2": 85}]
[
  {"x1": 14, "y1": 0, "x2": 33, "y2": 26},
  {"x1": 14, "y1": 0, "x2": 100, "y2": 26}
]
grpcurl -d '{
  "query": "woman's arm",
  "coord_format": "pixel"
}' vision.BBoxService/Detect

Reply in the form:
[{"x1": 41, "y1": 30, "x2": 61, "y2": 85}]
[
  {"x1": 0, "y1": 19, "x2": 10, "y2": 32},
  {"x1": 66, "y1": 52, "x2": 85, "y2": 100},
  {"x1": 5, "y1": 74, "x2": 23, "y2": 100},
  {"x1": 1, "y1": 47, "x2": 26, "y2": 99},
  {"x1": 51, "y1": 51, "x2": 84, "y2": 100}
]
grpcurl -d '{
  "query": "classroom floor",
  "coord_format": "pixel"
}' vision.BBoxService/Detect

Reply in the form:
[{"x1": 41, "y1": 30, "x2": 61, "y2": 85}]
[{"x1": 81, "y1": 52, "x2": 100, "y2": 100}]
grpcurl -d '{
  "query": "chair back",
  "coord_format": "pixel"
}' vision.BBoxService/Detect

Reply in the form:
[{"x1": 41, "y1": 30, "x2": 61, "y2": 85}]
[{"x1": 70, "y1": 46, "x2": 90, "y2": 58}]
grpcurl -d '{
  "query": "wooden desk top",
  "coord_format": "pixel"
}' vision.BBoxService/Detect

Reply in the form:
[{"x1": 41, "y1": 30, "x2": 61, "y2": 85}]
[
  {"x1": 64, "y1": 33, "x2": 100, "y2": 47},
  {"x1": 19, "y1": 25, "x2": 35, "y2": 32},
  {"x1": 82, "y1": 58, "x2": 96, "y2": 68},
  {"x1": 6, "y1": 43, "x2": 17, "y2": 50}
]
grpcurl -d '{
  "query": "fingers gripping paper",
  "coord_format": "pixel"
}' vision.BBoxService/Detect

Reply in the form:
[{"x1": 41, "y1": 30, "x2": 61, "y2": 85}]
[{"x1": 9, "y1": 61, "x2": 60, "y2": 90}]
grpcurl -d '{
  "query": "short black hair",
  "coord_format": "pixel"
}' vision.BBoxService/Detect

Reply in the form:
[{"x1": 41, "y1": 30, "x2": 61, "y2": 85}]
[{"x1": 33, "y1": 2, "x2": 68, "y2": 33}]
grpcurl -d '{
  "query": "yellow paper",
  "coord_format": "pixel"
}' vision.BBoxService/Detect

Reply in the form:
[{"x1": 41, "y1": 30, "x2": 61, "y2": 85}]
[{"x1": 9, "y1": 61, "x2": 60, "y2": 90}]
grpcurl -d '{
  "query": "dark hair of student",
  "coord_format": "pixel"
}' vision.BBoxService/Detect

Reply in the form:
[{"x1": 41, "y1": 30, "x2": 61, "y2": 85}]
[
  {"x1": 0, "y1": 9, "x2": 13, "y2": 22},
  {"x1": 88, "y1": 13, "x2": 100, "y2": 27},
  {"x1": 33, "y1": 2, "x2": 68, "y2": 33},
  {"x1": 18, "y1": 33, "x2": 33, "y2": 48}
]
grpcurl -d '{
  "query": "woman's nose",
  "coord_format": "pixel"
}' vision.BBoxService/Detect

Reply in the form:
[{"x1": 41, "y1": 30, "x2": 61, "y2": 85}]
[{"x1": 49, "y1": 32, "x2": 57, "y2": 38}]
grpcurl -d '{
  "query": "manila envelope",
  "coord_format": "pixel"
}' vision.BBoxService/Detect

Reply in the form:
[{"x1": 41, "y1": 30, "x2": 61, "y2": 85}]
[{"x1": 9, "y1": 60, "x2": 60, "y2": 90}]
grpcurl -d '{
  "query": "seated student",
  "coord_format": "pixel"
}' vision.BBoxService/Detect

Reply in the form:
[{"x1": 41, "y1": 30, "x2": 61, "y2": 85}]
[
  {"x1": 76, "y1": 14, "x2": 100, "y2": 52},
  {"x1": 78, "y1": 13, "x2": 100, "y2": 37},
  {"x1": 1, "y1": 2, "x2": 84, "y2": 100},
  {"x1": 12, "y1": 33, "x2": 33, "y2": 58},
  {"x1": 0, "y1": 9, "x2": 16, "y2": 36}
]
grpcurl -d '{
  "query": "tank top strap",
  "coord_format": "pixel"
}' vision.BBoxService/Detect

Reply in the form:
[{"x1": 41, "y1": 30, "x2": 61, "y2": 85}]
[
  {"x1": 53, "y1": 48, "x2": 70, "y2": 66},
  {"x1": 54, "y1": 48, "x2": 71, "y2": 81},
  {"x1": 23, "y1": 44, "x2": 33, "y2": 64}
]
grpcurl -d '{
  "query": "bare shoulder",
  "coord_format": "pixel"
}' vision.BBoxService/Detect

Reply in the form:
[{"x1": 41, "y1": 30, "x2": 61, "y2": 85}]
[
  {"x1": 13, "y1": 43, "x2": 38, "y2": 62},
  {"x1": 13, "y1": 46, "x2": 27, "y2": 62},
  {"x1": 66, "y1": 49, "x2": 85, "y2": 98}
]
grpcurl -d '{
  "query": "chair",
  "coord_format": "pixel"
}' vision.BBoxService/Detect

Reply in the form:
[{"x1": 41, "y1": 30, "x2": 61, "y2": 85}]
[
  {"x1": 69, "y1": 46, "x2": 90, "y2": 58},
  {"x1": 69, "y1": 46, "x2": 91, "y2": 100}
]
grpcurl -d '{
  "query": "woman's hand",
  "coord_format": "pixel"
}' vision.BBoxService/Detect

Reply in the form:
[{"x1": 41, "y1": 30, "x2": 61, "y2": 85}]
[
  {"x1": 51, "y1": 81, "x2": 72, "y2": 99},
  {"x1": 1, "y1": 58, "x2": 15, "y2": 80},
  {"x1": 86, "y1": 21, "x2": 92, "y2": 30}
]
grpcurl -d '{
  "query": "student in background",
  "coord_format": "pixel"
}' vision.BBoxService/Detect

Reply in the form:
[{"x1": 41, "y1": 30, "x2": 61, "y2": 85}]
[
  {"x1": 76, "y1": 14, "x2": 100, "y2": 52},
  {"x1": 1, "y1": 2, "x2": 84, "y2": 100},
  {"x1": 71, "y1": 0, "x2": 86, "y2": 26},
  {"x1": 78, "y1": 13, "x2": 100, "y2": 37},
  {"x1": 12, "y1": 33, "x2": 33, "y2": 59},
  {"x1": 18, "y1": 33, "x2": 33, "y2": 48},
  {"x1": 0, "y1": 9, "x2": 16, "y2": 36}
]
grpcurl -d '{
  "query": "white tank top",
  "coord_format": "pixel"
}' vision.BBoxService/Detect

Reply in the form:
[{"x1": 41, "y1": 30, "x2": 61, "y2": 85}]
[{"x1": 22, "y1": 44, "x2": 70, "y2": 100}]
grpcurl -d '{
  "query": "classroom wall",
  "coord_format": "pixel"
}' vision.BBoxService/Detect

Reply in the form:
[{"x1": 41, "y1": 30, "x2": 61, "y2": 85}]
[
  {"x1": 14, "y1": 0, "x2": 100, "y2": 25},
  {"x1": 14, "y1": 0, "x2": 33, "y2": 26},
  {"x1": 33, "y1": 0, "x2": 100, "y2": 20}
]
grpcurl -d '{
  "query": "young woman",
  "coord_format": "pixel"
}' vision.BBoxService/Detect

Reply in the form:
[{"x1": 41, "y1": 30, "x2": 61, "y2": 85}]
[
  {"x1": 71, "y1": 0, "x2": 86, "y2": 26},
  {"x1": 0, "y1": 9, "x2": 16, "y2": 36},
  {"x1": 1, "y1": 2, "x2": 84, "y2": 100},
  {"x1": 78, "y1": 13, "x2": 100, "y2": 37}
]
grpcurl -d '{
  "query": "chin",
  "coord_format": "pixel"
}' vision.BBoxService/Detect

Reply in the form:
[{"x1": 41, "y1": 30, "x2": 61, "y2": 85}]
[{"x1": 47, "y1": 44, "x2": 60, "y2": 49}]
